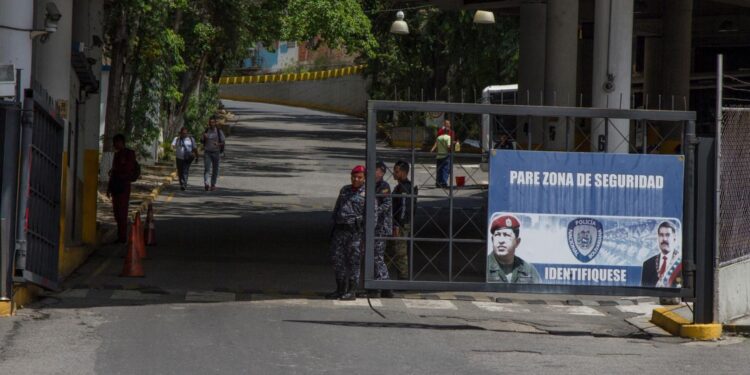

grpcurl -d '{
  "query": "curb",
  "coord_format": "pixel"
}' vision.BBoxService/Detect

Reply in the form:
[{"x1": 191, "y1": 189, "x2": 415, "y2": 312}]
[
  {"x1": 132, "y1": 171, "x2": 177, "y2": 217},
  {"x1": 723, "y1": 325, "x2": 750, "y2": 335},
  {"x1": 650, "y1": 306, "x2": 723, "y2": 340}
]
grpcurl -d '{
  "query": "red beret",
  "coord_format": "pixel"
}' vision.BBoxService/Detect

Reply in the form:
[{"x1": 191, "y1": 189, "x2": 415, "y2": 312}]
[
  {"x1": 490, "y1": 215, "x2": 520, "y2": 233},
  {"x1": 351, "y1": 165, "x2": 366, "y2": 174}
]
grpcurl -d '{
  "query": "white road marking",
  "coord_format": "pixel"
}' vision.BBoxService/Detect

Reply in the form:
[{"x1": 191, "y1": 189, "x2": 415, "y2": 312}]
[
  {"x1": 472, "y1": 302, "x2": 531, "y2": 313},
  {"x1": 546, "y1": 304, "x2": 606, "y2": 316},
  {"x1": 58, "y1": 289, "x2": 89, "y2": 298},
  {"x1": 616, "y1": 303, "x2": 658, "y2": 316},
  {"x1": 185, "y1": 291, "x2": 236, "y2": 302},
  {"x1": 333, "y1": 299, "x2": 383, "y2": 307},
  {"x1": 403, "y1": 299, "x2": 457, "y2": 310},
  {"x1": 252, "y1": 298, "x2": 309, "y2": 305},
  {"x1": 110, "y1": 290, "x2": 161, "y2": 300}
]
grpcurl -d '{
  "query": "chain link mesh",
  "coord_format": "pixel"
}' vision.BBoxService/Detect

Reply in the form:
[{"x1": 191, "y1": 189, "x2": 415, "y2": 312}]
[{"x1": 719, "y1": 108, "x2": 750, "y2": 265}]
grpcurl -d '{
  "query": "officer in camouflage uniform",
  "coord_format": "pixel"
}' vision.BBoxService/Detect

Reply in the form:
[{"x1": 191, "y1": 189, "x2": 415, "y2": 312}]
[
  {"x1": 371, "y1": 161, "x2": 394, "y2": 298},
  {"x1": 327, "y1": 165, "x2": 367, "y2": 300},
  {"x1": 487, "y1": 214, "x2": 541, "y2": 283}
]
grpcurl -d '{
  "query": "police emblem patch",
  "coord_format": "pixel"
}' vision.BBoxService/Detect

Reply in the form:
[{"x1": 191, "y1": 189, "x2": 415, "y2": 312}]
[{"x1": 567, "y1": 218, "x2": 604, "y2": 263}]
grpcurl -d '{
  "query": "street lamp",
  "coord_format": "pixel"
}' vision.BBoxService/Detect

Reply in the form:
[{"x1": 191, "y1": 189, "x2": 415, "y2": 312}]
[
  {"x1": 390, "y1": 11, "x2": 409, "y2": 35},
  {"x1": 473, "y1": 10, "x2": 495, "y2": 24}
]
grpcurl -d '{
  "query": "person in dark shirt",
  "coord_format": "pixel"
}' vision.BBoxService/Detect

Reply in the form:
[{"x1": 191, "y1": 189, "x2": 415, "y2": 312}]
[
  {"x1": 494, "y1": 133, "x2": 515, "y2": 150},
  {"x1": 106, "y1": 134, "x2": 137, "y2": 243},
  {"x1": 389, "y1": 160, "x2": 414, "y2": 279}
]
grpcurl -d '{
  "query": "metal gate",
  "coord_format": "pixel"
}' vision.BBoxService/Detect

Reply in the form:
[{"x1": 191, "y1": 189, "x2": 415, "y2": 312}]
[
  {"x1": 364, "y1": 100, "x2": 697, "y2": 299},
  {"x1": 14, "y1": 86, "x2": 64, "y2": 290}
]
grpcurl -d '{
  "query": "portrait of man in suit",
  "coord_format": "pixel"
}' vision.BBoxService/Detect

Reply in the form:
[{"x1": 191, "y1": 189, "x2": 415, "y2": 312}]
[{"x1": 641, "y1": 221, "x2": 682, "y2": 288}]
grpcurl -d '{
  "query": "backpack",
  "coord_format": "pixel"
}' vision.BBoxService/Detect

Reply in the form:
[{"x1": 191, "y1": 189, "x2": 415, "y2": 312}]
[{"x1": 131, "y1": 159, "x2": 141, "y2": 182}]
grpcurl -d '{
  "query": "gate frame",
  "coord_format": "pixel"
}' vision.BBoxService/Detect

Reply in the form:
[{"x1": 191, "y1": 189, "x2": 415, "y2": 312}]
[{"x1": 364, "y1": 100, "x2": 697, "y2": 299}]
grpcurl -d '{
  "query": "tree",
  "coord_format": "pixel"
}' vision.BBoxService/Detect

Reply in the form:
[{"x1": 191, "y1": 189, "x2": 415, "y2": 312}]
[
  {"x1": 365, "y1": 3, "x2": 518, "y2": 99},
  {"x1": 102, "y1": 0, "x2": 377, "y2": 152},
  {"x1": 361, "y1": 3, "x2": 518, "y2": 139}
]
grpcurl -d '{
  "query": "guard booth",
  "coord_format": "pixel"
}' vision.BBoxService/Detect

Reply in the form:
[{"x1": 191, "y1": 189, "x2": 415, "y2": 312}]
[{"x1": 362, "y1": 100, "x2": 714, "y2": 322}]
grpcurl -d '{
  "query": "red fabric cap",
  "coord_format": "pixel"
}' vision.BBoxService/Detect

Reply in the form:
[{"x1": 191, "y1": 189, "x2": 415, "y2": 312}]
[
  {"x1": 351, "y1": 165, "x2": 366, "y2": 174},
  {"x1": 490, "y1": 215, "x2": 520, "y2": 232}
]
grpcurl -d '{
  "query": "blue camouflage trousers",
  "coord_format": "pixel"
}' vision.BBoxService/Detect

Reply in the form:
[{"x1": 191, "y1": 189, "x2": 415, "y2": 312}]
[
  {"x1": 374, "y1": 239, "x2": 389, "y2": 280},
  {"x1": 330, "y1": 227, "x2": 363, "y2": 281}
]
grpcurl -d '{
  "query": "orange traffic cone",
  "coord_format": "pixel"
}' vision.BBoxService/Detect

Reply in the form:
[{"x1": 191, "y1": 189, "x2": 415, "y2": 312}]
[
  {"x1": 144, "y1": 203, "x2": 156, "y2": 246},
  {"x1": 120, "y1": 221, "x2": 145, "y2": 277},
  {"x1": 134, "y1": 214, "x2": 148, "y2": 259}
]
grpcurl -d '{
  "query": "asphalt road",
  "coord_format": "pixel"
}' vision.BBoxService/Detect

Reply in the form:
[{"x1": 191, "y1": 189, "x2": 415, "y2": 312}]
[{"x1": 1, "y1": 100, "x2": 747, "y2": 374}]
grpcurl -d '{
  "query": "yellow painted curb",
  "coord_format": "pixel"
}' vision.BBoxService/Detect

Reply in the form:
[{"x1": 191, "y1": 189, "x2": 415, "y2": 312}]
[
  {"x1": 0, "y1": 300, "x2": 15, "y2": 317},
  {"x1": 681, "y1": 324, "x2": 723, "y2": 340},
  {"x1": 651, "y1": 307, "x2": 723, "y2": 340}
]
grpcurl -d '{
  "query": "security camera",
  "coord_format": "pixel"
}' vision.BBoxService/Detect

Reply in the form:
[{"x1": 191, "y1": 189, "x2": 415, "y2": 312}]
[{"x1": 44, "y1": 2, "x2": 62, "y2": 33}]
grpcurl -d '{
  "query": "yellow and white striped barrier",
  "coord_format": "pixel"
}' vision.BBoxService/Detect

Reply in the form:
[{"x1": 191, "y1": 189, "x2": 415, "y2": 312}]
[{"x1": 219, "y1": 65, "x2": 366, "y2": 85}]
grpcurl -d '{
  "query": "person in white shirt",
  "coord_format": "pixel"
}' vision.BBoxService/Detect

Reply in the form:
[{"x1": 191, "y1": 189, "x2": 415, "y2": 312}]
[{"x1": 171, "y1": 127, "x2": 197, "y2": 191}]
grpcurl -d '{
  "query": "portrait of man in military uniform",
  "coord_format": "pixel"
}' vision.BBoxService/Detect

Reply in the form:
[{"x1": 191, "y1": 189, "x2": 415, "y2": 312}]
[{"x1": 487, "y1": 214, "x2": 541, "y2": 283}]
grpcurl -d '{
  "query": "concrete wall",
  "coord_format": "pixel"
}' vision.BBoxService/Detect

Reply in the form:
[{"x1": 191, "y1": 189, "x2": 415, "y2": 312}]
[
  {"x1": 219, "y1": 75, "x2": 368, "y2": 117},
  {"x1": 717, "y1": 259, "x2": 750, "y2": 323}
]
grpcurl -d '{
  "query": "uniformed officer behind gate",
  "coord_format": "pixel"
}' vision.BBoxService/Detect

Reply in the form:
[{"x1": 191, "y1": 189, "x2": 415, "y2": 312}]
[
  {"x1": 327, "y1": 165, "x2": 368, "y2": 301},
  {"x1": 369, "y1": 161, "x2": 395, "y2": 298},
  {"x1": 487, "y1": 214, "x2": 541, "y2": 283}
]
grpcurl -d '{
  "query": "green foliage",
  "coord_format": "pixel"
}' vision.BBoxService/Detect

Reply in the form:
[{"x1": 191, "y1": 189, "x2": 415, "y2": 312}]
[
  {"x1": 363, "y1": 4, "x2": 519, "y2": 103},
  {"x1": 184, "y1": 82, "x2": 220, "y2": 136},
  {"x1": 104, "y1": 0, "x2": 378, "y2": 150},
  {"x1": 360, "y1": 3, "x2": 518, "y2": 140},
  {"x1": 282, "y1": 0, "x2": 378, "y2": 58}
]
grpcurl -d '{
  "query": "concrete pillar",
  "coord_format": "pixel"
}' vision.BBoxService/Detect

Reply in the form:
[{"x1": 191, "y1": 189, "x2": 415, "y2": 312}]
[
  {"x1": 544, "y1": 0, "x2": 578, "y2": 150},
  {"x1": 33, "y1": 0, "x2": 75, "y2": 245},
  {"x1": 0, "y1": 1, "x2": 34, "y2": 93},
  {"x1": 662, "y1": 0, "x2": 692, "y2": 110},
  {"x1": 591, "y1": 0, "x2": 633, "y2": 153},
  {"x1": 517, "y1": 0, "x2": 546, "y2": 149},
  {"x1": 643, "y1": 36, "x2": 662, "y2": 109},
  {"x1": 72, "y1": 0, "x2": 103, "y2": 246},
  {"x1": 33, "y1": 0, "x2": 73, "y2": 102}
]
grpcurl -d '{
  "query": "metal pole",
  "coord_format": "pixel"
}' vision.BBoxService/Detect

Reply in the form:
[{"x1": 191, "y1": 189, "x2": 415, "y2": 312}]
[
  {"x1": 1, "y1": 219, "x2": 9, "y2": 302},
  {"x1": 683, "y1": 119, "x2": 698, "y2": 315},
  {"x1": 409, "y1": 115, "x2": 416, "y2": 281},
  {"x1": 1, "y1": 103, "x2": 21, "y2": 301},
  {"x1": 364, "y1": 107, "x2": 377, "y2": 283},
  {"x1": 15, "y1": 92, "x2": 34, "y2": 272},
  {"x1": 712, "y1": 54, "x2": 723, "y2": 321},
  {"x1": 448, "y1": 113, "x2": 454, "y2": 281}
]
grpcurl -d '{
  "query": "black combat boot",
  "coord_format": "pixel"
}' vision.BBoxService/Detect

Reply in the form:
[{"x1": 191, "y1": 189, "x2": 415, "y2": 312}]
[
  {"x1": 339, "y1": 279, "x2": 357, "y2": 301},
  {"x1": 325, "y1": 279, "x2": 345, "y2": 299}
]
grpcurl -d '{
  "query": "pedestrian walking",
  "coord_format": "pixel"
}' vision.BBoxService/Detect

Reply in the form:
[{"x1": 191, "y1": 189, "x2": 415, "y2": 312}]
[
  {"x1": 106, "y1": 134, "x2": 138, "y2": 243},
  {"x1": 372, "y1": 160, "x2": 394, "y2": 298},
  {"x1": 431, "y1": 119, "x2": 456, "y2": 188},
  {"x1": 327, "y1": 165, "x2": 368, "y2": 301},
  {"x1": 390, "y1": 160, "x2": 414, "y2": 279},
  {"x1": 202, "y1": 115, "x2": 225, "y2": 191},
  {"x1": 171, "y1": 127, "x2": 197, "y2": 191}
]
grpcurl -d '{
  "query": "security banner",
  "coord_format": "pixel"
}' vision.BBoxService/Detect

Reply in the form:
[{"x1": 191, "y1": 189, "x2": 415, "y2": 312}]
[{"x1": 487, "y1": 150, "x2": 684, "y2": 288}]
